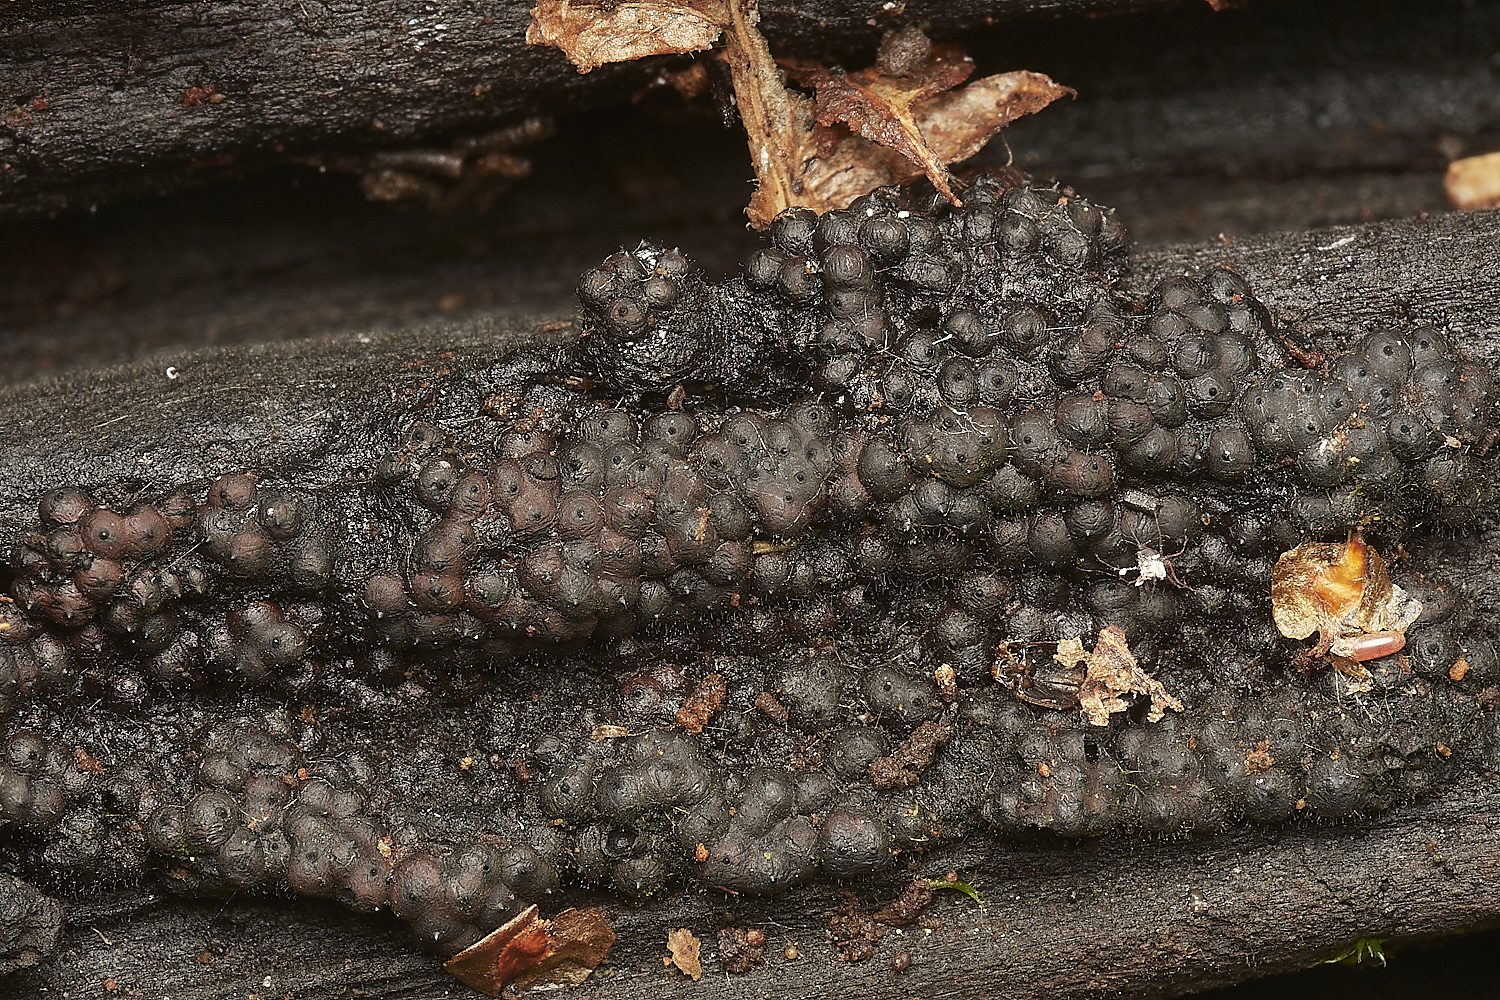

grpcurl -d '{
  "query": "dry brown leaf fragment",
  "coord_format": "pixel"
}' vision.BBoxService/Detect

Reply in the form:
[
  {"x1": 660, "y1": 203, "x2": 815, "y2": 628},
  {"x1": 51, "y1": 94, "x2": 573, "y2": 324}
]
[
  {"x1": 526, "y1": 1, "x2": 727, "y2": 74},
  {"x1": 517, "y1": 907, "x2": 616, "y2": 990},
  {"x1": 664, "y1": 928, "x2": 704, "y2": 981},
  {"x1": 444, "y1": 905, "x2": 553, "y2": 996},
  {"x1": 445, "y1": 905, "x2": 616, "y2": 995},
  {"x1": 1076, "y1": 626, "x2": 1183, "y2": 727},
  {"x1": 534, "y1": 0, "x2": 803, "y2": 229},
  {"x1": 785, "y1": 37, "x2": 975, "y2": 205},
  {"x1": 747, "y1": 67, "x2": 1072, "y2": 227},
  {"x1": 526, "y1": 5, "x2": 1070, "y2": 227},
  {"x1": 525, "y1": 0, "x2": 808, "y2": 227},
  {"x1": 912, "y1": 71, "x2": 1075, "y2": 173}
]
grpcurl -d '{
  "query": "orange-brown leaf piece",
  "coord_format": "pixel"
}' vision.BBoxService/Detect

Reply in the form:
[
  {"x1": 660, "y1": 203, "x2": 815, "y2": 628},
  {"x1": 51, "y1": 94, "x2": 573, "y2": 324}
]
[
  {"x1": 445, "y1": 905, "x2": 553, "y2": 996},
  {"x1": 526, "y1": 7, "x2": 1071, "y2": 228},
  {"x1": 746, "y1": 69, "x2": 1070, "y2": 228},
  {"x1": 445, "y1": 905, "x2": 616, "y2": 995},
  {"x1": 912, "y1": 71, "x2": 1075, "y2": 177},
  {"x1": 664, "y1": 927, "x2": 704, "y2": 981},
  {"x1": 526, "y1": 1, "x2": 727, "y2": 74},
  {"x1": 515, "y1": 908, "x2": 616, "y2": 990},
  {"x1": 783, "y1": 26, "x2": 1072, "y2": 211},
  {"x1": 1270, "y1": 530, "x2": 1421, "y2": 659},
  {"x1": 786, "y1": 33, "x2": 974, "y2": 205}
]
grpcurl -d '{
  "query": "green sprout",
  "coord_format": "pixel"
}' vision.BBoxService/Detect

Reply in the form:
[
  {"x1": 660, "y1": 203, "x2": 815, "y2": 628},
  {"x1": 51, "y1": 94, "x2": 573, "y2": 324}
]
[
  {"x1": 928, "y1": 877, "x2": 986, "y2": 912},
  {"x1": 1325, "y1": 936, "x2": 1387, "y2": 968}
]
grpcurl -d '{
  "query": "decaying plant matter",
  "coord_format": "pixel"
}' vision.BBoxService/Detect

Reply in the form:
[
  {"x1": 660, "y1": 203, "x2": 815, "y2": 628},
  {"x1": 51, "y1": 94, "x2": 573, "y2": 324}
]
[
  {"x1": 1271, "y1": 530, "x2": 1423, "y2": 673},
  {"x1": 2, "y1": 196, "x2": 1500, "y2": 999},
  {"x1": 527, "y1": 2, "x2": 1071, "y2": 225},
  {"x1": 1056, "y1": 628, "x2": 1184, "y2": 727},
  {"x1": 445, "y1": 905, "x2": 617, "y2": 994}
]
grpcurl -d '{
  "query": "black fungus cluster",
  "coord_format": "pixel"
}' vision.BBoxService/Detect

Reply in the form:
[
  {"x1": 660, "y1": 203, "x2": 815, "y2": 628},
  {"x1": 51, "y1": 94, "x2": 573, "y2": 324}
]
[
  {"x1": 567, "y1": 180, "x2": 1128, "y2": 410},
  {"x1": 2, "y1": 173, "x2": 1498, "y2": 967},
  {"x1": 142, "y1": 722, "x2": 557, "y2": 957},
  {"x1": 742, "y1": 181, "x2": 1130, "y2": 415},
  {"x1": 1240, "y1": 326, "x2": 1495, "y2": 516},
  {"x1": 4, "y1": 178, "x2": 1494, "y2": 721},
  {"x1": 9, "y1": 298, "x2": 1491, "y2": 712},
  {"x1": 575, "y1": 246, "x2": 717, "y2": 395},
  {"x1": 0, "y1": 475, "x2": 336, "y2": 713},
  {"x1": 2, "y1": 600, "x2": 1483, "y2": 942}
]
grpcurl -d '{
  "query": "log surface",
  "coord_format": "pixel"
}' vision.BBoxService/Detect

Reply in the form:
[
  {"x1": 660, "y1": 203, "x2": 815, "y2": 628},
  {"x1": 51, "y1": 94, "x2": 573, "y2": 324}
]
[{"x1": 4, "y1": 207, "x2": 1499, "y2": 999}]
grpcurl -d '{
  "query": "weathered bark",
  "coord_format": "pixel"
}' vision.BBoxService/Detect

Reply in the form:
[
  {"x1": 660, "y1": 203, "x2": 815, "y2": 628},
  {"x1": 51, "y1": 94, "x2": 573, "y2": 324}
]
[
  {"x1": 3, "y1": 207, "x2": 1499, "y2": 999},
  {"x1": 1, "y1": 0, "x2": 1497, "y2": 218},
  {"x1": 0, "y1": 0, "x2": 1178, "y2": 218},
  {"x1": 10, "y1": 771, "x2": 1500, "y2": 999}
]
